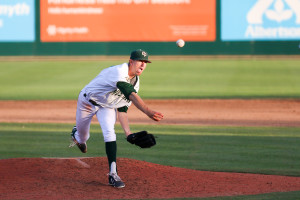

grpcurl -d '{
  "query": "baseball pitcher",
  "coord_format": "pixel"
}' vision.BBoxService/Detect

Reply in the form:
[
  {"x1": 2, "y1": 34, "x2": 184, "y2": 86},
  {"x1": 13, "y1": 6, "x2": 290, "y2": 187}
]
[{"x1": 69, "y1": 49, "x2": 164, "y2": 188}]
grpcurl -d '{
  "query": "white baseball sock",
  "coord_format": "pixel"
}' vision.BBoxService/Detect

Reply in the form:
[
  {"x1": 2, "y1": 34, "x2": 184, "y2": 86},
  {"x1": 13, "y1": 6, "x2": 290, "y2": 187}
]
[{"x1": 110, "y1": 161, "x2": 117, "y2": 174}]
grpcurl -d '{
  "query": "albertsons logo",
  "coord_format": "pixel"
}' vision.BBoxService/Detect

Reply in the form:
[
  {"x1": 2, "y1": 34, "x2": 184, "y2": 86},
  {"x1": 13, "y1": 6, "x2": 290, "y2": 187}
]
[{"x1": 245, "y1": 0, "x2": 300, "y2": 39}]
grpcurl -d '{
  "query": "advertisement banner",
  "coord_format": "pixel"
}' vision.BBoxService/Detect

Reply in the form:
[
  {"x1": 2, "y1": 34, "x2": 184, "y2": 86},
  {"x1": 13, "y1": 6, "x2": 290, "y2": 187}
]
[
  {"x1": 0, "y1": 0, "x2": 35, "y2": 42},
  {"x1": 221, "y1": 0, "x2": 300, "y2": 41},
  {"x1": 40, "y1": 0, "x2": 216, "y2": 42}
]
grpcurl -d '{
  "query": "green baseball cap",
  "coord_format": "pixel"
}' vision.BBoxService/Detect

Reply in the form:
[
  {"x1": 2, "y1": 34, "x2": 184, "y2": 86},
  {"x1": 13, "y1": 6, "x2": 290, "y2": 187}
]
[{"x1": 130, "y1": 49, "x2": 151, "y2": 63}]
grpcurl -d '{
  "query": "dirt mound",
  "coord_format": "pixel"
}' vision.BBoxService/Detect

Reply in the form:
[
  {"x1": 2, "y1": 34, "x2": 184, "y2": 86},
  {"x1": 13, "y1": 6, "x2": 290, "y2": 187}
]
[{"x1": 1, "y1": 157, "x2": 300, "y2": 200}]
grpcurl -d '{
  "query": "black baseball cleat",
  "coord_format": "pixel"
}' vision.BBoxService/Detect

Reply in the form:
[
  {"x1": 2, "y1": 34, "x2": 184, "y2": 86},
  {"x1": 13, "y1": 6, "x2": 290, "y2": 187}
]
[
  {"x1": 108, "y1": 173, "x2": 125, "y2": 188},
  {"x1": 69, "y1": 126, "x2": 87, "y2": 153}
]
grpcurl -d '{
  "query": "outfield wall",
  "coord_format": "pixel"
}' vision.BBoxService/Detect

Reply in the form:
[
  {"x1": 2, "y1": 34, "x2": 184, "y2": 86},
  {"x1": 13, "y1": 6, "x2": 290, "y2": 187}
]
[{"x1": 0, "y1": 0, "x2": 299, "y2": 56}]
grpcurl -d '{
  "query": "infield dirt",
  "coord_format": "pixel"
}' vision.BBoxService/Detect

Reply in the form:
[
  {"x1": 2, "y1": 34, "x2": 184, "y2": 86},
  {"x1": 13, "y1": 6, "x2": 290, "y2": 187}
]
[
  {"x1": 0, "y1": 99, "x2": 299, "y2": 126},
  {"x1": 0, "y1": 99, "x2": 300, "y2": 199}
]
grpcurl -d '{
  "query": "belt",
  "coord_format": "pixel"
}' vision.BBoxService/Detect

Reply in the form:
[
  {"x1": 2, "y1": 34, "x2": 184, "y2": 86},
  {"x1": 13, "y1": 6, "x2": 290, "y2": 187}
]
[{"x1": 83, "y1": 93, "x2": 100, "y2": 106}]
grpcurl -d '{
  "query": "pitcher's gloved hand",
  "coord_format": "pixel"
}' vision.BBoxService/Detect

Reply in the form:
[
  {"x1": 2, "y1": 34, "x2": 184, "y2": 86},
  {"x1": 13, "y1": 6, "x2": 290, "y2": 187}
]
[{"x1": 127, "y1": 131, "x2": 156, "y2": 148}]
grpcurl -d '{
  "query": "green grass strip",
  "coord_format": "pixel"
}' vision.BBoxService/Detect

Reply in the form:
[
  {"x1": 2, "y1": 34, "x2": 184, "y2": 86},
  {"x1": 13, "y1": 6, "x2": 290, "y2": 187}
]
[
  {"x1": 151, "y1": 190, "x2": 300, "y2": 200},
  {"x1": 0, "y1": 59, "x2": 300, "y2": 99}
]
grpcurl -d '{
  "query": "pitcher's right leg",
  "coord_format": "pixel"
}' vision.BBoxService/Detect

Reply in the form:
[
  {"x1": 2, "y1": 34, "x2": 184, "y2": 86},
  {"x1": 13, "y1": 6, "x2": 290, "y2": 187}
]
[{"x1": 70, "y1": 91, "x2": 97, "y2": 153}]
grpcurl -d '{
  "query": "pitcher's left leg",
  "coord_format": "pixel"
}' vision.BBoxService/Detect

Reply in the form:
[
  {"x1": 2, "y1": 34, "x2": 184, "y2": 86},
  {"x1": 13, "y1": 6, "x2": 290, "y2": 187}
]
[{"x1": 96, "y1": 107, "x2": 125, "y2": 188}]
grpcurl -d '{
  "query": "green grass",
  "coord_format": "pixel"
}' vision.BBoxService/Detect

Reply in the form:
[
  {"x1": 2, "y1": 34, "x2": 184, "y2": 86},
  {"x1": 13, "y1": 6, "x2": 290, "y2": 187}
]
[
  {"x1": 0, "y1": 59, "x2": 300, "y2": 100},
  {"x1": 158, "y1": 191, "x2": 300, "y2": 200}
]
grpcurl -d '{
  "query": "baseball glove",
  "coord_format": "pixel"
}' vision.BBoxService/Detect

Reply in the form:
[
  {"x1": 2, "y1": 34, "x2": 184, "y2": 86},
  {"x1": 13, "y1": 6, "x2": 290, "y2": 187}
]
[{"x1": 127, "y1": 131, "x2": 156, "y2": 148}]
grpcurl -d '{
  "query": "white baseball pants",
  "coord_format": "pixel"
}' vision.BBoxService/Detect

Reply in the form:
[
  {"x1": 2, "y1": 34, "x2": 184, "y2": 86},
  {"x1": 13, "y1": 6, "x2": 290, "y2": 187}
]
[{"x1": 74, "y1": 91, "x2": 117, "y2": 143}]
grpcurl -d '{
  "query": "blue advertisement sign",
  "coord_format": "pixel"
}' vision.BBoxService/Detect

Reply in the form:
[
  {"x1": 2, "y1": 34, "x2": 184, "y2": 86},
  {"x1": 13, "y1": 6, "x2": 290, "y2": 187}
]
[
  {"x1": 0, "y1": 0, "x2": 35, "y2": 42},
  {"x1": 221, "y1": 0, "x2": 300, "y2": 41}
]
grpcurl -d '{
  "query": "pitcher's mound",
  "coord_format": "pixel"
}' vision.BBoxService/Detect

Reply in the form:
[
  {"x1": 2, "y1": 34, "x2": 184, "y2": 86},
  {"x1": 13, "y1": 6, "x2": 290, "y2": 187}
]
[{"x1": 1, "y1": 157, "x2": 300, "y2": 200}]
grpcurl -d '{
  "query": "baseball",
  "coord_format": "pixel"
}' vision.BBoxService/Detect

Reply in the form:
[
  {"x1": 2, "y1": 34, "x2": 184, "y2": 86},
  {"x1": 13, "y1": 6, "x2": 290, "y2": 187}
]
[{"x1": 176, "y1": 39, "x2": 185, "y2": 48}]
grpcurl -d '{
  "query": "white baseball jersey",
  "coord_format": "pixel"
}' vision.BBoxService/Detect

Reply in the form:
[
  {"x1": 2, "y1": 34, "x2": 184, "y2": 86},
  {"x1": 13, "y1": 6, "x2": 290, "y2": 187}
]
[{"x1": 82, "y1": 63, "x2": 139, "y2": 109}]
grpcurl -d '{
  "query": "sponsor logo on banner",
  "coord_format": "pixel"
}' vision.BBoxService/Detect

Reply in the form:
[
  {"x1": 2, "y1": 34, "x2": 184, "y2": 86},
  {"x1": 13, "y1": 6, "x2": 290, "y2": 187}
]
[
  {"x1": 246, "y1": 0, "x2": 300, "y2": 38},
  {"x1": 221, "y1": 0, "x2": 300, "y2": 41},
  {"x1": 47, "y1": 25, "x2": 89, "y2": 36}
]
